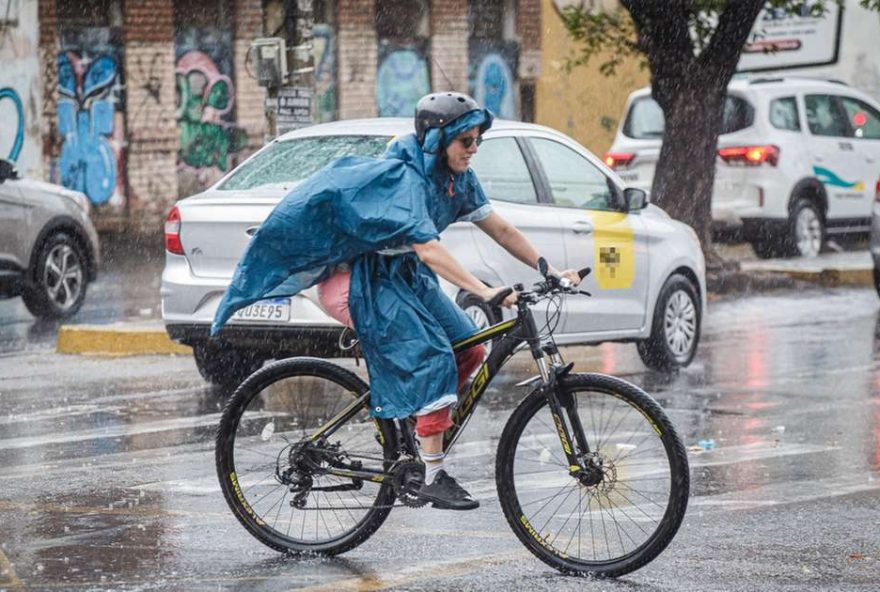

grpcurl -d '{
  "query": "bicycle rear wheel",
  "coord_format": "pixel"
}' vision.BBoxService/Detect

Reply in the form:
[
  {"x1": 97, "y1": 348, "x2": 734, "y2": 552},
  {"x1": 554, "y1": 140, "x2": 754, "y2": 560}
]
[
  {"x1": 496, "y1": 373, "x2": 689, "y2": 577},
  {"x1": 216, "y1": 357, "x2": 397, "y2": 555}
]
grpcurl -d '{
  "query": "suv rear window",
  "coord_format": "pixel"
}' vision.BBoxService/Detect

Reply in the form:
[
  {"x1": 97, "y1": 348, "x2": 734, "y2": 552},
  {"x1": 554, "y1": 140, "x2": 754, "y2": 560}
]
[
  {"x1": 623, "y1": 95, "x2": 754, "y2": 139},
  {"x1": 220, "y1": 135, "x2": 391, "y2": 191}
]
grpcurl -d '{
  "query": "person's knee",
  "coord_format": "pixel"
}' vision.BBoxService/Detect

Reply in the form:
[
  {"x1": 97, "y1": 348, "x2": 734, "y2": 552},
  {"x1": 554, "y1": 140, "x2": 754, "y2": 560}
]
[{"x1": 415, "y1": 407, "x2": 453, "y2": 437}]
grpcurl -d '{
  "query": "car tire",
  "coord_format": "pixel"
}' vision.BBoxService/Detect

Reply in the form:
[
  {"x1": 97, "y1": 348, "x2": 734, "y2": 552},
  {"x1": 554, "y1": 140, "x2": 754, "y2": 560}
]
[
  {"x1": 22, "y1": 231, "x2": 88, "y2": 319},
  {"x1": 637, "y1": 274, "x2": 701, "y2": 371},
  {"x1": 783, "y1": 198, "x2": 824, "y2": 258},
  {"x1": 874, "y1": 266, "x2": 880, "y2": 300},
  {"x1": 456, "y1": 291, "x2": 500, "y2": 350},
  {"x1": 193, "y1": 341, "x2": 264, "y2": 387}
]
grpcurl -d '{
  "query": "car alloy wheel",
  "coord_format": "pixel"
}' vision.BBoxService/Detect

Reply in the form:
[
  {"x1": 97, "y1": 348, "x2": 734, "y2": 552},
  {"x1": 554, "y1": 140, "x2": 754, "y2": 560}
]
[
  {"x1": 794, "y1": 203, "x2": 822, "y2": 258},
  {"x1": 43, "y1": 243, "x2": 84, "y2": 312},
  {"x1": 663, "y1": 290, "x2": 697, "y2": 360}
]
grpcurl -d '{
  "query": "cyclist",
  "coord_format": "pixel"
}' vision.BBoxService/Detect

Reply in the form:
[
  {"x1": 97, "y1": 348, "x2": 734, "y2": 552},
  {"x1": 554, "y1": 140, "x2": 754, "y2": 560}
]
[{"x1": 212, "y1": 92, "x2": 581, "y2": 510}]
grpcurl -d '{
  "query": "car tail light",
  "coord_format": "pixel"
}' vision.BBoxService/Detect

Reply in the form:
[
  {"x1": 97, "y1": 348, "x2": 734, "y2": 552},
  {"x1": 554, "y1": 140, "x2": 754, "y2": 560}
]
[
  {"x1": 604, "y1": 152, "x2": 636, "y2": 170},
  {"x1": 875, "y1": 179, "x2": 880, "y2": 203},
  {"x1": 717, "y1": 145, "x2": 779, "y2": 167},
  {"x1": 165, "y1": 206, "x2": 184, "y2": 255}
]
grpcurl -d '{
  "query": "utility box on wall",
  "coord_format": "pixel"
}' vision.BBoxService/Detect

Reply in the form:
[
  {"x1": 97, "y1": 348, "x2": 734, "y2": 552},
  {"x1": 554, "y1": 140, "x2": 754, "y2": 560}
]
[{"x1": 251, "y1": 37, "x2": 288, "y2": 89}]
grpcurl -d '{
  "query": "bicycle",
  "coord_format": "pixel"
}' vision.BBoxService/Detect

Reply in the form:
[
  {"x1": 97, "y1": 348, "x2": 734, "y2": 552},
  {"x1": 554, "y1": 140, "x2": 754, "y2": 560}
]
[{"x1": 215, "y1": 259, "x2": 690, "y2": 578}]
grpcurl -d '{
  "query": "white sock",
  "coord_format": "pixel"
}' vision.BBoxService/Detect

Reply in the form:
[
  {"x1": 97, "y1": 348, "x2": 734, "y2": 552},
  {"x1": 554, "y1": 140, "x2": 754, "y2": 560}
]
[{"x1": 421, "y1": 451, "x2": 446, "y2": 485}]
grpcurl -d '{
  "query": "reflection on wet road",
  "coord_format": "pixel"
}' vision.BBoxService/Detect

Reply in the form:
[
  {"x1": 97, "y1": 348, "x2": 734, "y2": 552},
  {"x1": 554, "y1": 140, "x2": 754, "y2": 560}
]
[{"x1": 1, "y1": 287, "x2": 880, "y2": 590}]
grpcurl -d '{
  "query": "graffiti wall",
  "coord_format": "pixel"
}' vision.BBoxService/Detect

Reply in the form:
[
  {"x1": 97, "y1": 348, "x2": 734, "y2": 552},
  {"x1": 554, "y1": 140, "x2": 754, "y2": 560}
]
[
  {"x1": 469, "y1": 40, "x2": 519, "y2": 120},
  {"x1": 313, "y1": 24, "x2": 337, "y2": 123},
  {"x1": 175, "y1": 28, "x2": 246, "y2": 195},
  {"x1": 0, "y1": 0, "x2": 43, "y2": 177},
  {"x1": 376, "y1": 41, "x2": 430, "y2": 118},
  {"x1": 58, "y1": 28, "x2": 127, "y2": 206}
]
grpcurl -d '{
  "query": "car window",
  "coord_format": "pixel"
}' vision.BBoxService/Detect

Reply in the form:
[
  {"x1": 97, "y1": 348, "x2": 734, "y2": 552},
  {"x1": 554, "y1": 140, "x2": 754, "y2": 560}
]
[
  {"x1": 219, "y1": 135, "x2": 390, "y2": 191},
  {"x1": 623, "y1": 95, "x2": 754, "y2": 139},
  {"x1": 839, "y1": 97, "x2": 880, "y2": 140},
  {"x1": 804, "y1": 95, "x2": 851, "y2": 137},
  {"x1": 469, "y1": 137, "x2": 538, "y2": 204},
  {"x1": 529, "y1": 138, "x2": 617, "y2": 211},
  {"x1": 769, "y1": 97, "x2": 800, "y2": 131}
]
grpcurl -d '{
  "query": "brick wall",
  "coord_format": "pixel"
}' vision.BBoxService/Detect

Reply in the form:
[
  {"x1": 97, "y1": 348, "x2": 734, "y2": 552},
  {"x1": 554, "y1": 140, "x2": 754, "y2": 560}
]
[
  {"x1": 431, "y1": 0, "x2": 469, "y2": 91},
  {"x1": 123, "y1": 0, "x2": 178, "y2": 233},
  {"x1": 234, "y1": 0, "x2": 267, "y2": 150},
  {"x1": 337, "y1": 0, "x2": 378, "y2": 118}
]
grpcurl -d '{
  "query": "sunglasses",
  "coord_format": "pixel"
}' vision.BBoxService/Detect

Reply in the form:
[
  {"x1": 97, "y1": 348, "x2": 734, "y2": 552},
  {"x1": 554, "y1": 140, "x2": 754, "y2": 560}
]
[{"x1": 457, "y1": 135, "x2": 483, "y2": 149}]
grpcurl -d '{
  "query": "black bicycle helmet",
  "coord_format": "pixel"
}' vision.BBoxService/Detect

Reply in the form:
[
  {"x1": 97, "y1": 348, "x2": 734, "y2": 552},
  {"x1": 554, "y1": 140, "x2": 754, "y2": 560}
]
[{"x1": 414, "y1": 92, "x2": 487, "y2": 145}]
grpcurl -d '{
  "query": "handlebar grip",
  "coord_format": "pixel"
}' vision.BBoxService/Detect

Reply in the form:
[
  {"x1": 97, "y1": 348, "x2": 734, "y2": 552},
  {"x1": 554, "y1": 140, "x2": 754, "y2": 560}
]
[
  {"x1": 487, "y1": 287, "x2": 514, "y2": 308},
  {"x1": 578, "y1": 267, "x2": 592, "y2": 280}
]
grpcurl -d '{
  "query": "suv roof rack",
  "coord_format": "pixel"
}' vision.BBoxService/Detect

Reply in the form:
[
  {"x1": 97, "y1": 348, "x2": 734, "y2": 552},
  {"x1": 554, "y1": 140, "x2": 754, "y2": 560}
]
[{"x1": 748, "y1": 76, "x2": 848, "y2": 86}]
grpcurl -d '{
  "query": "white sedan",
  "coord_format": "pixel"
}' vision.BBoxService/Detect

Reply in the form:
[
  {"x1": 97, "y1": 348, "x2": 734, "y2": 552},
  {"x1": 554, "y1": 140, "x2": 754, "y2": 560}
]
[{"x1": 161, "y1": 119, "x2": 706, "y2": 385}]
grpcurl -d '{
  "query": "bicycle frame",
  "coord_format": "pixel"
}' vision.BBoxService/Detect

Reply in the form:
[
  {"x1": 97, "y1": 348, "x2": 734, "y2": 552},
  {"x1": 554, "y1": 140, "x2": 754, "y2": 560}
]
[{"x1": 306, "y1": 297, "x2": 592, "y2": 486}]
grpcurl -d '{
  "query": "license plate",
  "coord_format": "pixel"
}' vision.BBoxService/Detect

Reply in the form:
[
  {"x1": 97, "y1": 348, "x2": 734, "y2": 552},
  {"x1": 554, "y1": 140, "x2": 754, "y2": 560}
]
[{"x1": 232, "y1": 298, "x2": 291, "y2": 322}]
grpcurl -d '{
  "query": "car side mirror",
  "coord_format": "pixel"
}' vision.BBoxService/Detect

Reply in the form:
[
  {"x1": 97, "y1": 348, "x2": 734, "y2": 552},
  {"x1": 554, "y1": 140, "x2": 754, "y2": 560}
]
[
  {"x1": 623, "y1": 187, "x2": 648, "y2": 212},
  {"x1": 0, "y1": 159, "x2": 18, "y2": 183}
]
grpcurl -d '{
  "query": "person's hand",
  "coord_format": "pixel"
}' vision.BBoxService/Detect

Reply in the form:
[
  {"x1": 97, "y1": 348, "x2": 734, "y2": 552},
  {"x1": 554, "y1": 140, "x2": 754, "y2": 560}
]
[
  {"x1": 482, "y1": 285, "x2": 518, "y2": 308},
  {"x1": 558, "y1": 269, "x2": 582, "y2": 287}
]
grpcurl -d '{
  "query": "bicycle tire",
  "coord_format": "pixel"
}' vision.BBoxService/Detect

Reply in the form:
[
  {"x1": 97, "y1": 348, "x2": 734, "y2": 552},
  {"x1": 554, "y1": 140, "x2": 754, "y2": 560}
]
[
  {"x1": 496, "y1": 372, "x2": 689, "y2": 577},
  {"x1": 216, "y1": 357, "x2": 397, "y2": 555}
]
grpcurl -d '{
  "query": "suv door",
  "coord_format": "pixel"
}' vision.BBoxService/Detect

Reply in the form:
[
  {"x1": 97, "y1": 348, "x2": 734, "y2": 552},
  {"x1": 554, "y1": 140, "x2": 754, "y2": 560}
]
[
  {"x1": 0, "y1": 176, "x2": 26, "y2": 271},
  {"x1": 804, "y1": 93, "x2": 871, "y2": 219},
  {"x1": 526, "y1": 135, "x2": 649, "y2": 334},
  {"x1": 838, "y1": 95, "x2": 880, "y2": 214}
]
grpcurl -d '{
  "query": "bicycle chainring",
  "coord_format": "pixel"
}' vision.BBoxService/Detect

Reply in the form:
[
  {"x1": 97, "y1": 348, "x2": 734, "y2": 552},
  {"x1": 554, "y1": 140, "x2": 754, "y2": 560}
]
[{"x1": 392, "y1": 461, "x2": 427, "y2": 508}]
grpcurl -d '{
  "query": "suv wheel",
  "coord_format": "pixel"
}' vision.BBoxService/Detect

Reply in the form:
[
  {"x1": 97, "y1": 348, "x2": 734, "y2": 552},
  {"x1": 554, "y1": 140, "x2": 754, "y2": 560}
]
[
  {"x1": 637, "y1": 274, "x2": 700, "y2": 371},
  {"x1": 193, "y1": 341, "x2": 264, "y2": 387},
  {"x1": 785, "y1": 198, "x2": 823, "y2": 258},
  {"x1": 874, "y1": 266, "x2": 880, "y2": 299},
  {"x1": 22, "y1": 232, "x2": 88, "y2": 319}
]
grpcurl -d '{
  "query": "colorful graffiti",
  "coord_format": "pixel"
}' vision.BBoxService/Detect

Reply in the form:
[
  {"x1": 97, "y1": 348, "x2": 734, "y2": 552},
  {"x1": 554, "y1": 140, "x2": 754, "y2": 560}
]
[
  {"x1": 175, "y1": 29, "x2": 245, "y2": 193},
  {"x1": 313, "y1": 24, "x2": 337, "y2": 123},
  {"x1": 469, "y1": 41, "x2": 518, "y2": 120},
  {"x1": 57, "y1": 48, "x2": 123, "y2": 205},
  {"x1": 0, "y1": 88, "x2": 25, "y2": 162},
  {"x1": 376, "y1": 43, "x2": 430, "y2": 117}
]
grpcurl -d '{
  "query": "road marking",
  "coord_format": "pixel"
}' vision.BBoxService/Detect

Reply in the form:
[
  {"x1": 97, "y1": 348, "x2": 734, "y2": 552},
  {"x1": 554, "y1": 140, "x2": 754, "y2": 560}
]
[
  {"x1": 292, "y1": 550, "x2": 529, "y2": 592},
  {"x1": 0, "y1": 547, "x2": 23, "y2": 590}
]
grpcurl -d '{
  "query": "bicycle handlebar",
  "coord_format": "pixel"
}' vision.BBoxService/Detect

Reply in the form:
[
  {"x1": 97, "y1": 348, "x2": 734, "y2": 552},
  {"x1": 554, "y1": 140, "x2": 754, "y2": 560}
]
[{"x1": 483, "y1": 259, "x2": 592, "y2": 308}]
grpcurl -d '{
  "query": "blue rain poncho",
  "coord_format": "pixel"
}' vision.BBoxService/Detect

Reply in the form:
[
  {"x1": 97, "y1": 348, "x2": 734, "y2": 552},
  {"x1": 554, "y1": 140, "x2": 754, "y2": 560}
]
[{"x1": 212, "y1": 109, "x2": 494, "y2": 418}]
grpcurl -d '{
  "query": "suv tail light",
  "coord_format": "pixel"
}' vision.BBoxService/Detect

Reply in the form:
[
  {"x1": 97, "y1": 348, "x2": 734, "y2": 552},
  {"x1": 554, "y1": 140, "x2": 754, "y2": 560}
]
[
  {"x1": 604, "y1": 152, "x2": 636, "y2": 170},
  {"x1": 875, "y1": 179, "x2": 880, "y2": 203},
  {"x1": 717, "y1": 145, "x2": 779, "y2": 167},
  {"x1": 165, "y1": 206, "x2": 184, "y2": 255}
]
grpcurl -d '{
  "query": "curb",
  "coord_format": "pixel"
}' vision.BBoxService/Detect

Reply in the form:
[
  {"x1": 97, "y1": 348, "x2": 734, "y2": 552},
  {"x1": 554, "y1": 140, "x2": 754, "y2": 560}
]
[
  {"x1": 57, "y1": 324, "x2": 191, "y2": 356},
  {"x1": 739, "y1": 265, "x2": 873, "y2": 288}
]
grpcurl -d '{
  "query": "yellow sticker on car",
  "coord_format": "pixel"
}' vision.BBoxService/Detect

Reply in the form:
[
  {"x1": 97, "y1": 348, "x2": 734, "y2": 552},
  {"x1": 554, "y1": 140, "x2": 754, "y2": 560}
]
[{"x1": 586, "y1": 211, "x2": 635, "y2": 290}]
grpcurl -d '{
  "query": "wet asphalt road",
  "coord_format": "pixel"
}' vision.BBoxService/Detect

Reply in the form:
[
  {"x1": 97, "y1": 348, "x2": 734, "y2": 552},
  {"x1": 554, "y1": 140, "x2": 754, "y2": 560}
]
[{"x1": 2, "y1": 281, "x2": 880, "y2": 590}]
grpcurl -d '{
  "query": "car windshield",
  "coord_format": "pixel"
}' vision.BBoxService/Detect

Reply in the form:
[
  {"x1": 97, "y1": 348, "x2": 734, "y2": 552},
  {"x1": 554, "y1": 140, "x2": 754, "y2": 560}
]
[
  {"x1": 219, "y1": 135, "x2": 391, "y2": 191},
  {"x1": 623, "y1": 95, "x2": 754, "y2": 139}
]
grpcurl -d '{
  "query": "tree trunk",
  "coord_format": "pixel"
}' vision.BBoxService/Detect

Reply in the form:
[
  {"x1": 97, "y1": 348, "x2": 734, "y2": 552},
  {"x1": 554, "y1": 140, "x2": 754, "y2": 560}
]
[{"x1": 650, "y1": 84, "x2": 727, "y2": 269}]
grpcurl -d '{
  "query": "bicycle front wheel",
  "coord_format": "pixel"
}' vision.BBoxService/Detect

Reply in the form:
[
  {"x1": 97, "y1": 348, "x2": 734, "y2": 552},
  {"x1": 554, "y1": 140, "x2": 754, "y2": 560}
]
[
  {"x1": 216, "y1": 357, "x2": 397, "y2": 555},
  {"x1": 496, "y1": 373, "x2": 689, "y2": 577}
]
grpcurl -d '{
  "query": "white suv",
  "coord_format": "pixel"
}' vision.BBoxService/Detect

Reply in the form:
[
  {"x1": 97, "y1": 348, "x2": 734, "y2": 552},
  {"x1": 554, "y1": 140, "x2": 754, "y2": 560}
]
[{"x1": 607, "y1": 77, "x2": 880, "y2": 258}]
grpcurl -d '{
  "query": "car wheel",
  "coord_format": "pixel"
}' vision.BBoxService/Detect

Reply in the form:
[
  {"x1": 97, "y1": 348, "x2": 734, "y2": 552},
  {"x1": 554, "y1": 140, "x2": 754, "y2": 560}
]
[
  {"x1": 457, "y1": 291, "x2": 500, "y2": 351},
  {"x1": 874, "y1": 266, "x2": 880, "y2": 299},
  {"x1": 193, "y1": 341, "x2": 264, "y2": 387},
  {"x1": 22, "y1": 232, "x2": 88, "y2": 319},
  {"x1": 637, "y1": 274, "x2": 701, "y2": 371},
  {"x1": 785, "y1": 198, "x2": 823, "y2": 258}
]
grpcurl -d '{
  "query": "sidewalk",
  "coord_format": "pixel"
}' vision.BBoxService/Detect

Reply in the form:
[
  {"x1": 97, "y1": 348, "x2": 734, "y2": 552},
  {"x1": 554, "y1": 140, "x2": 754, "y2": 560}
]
[{"x1": 55, "y1": 242, "x2": 875, "y2": 357}]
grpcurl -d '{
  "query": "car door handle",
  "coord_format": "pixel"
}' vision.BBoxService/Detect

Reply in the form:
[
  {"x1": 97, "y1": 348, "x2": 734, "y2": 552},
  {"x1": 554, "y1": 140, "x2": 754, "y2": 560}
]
[
  {"x1": 246, "y1": 226, "x2": 260, "y2": 236},
  {"x1": 571, "y1": 221, "x2": 593, "y2": 235}
]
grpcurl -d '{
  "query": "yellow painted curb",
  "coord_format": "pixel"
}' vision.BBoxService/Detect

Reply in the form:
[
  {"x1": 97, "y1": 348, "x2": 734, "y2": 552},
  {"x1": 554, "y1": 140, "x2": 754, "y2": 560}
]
[{"x1": 57, "y1": 324, "x2": 192, "y2": 356}]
